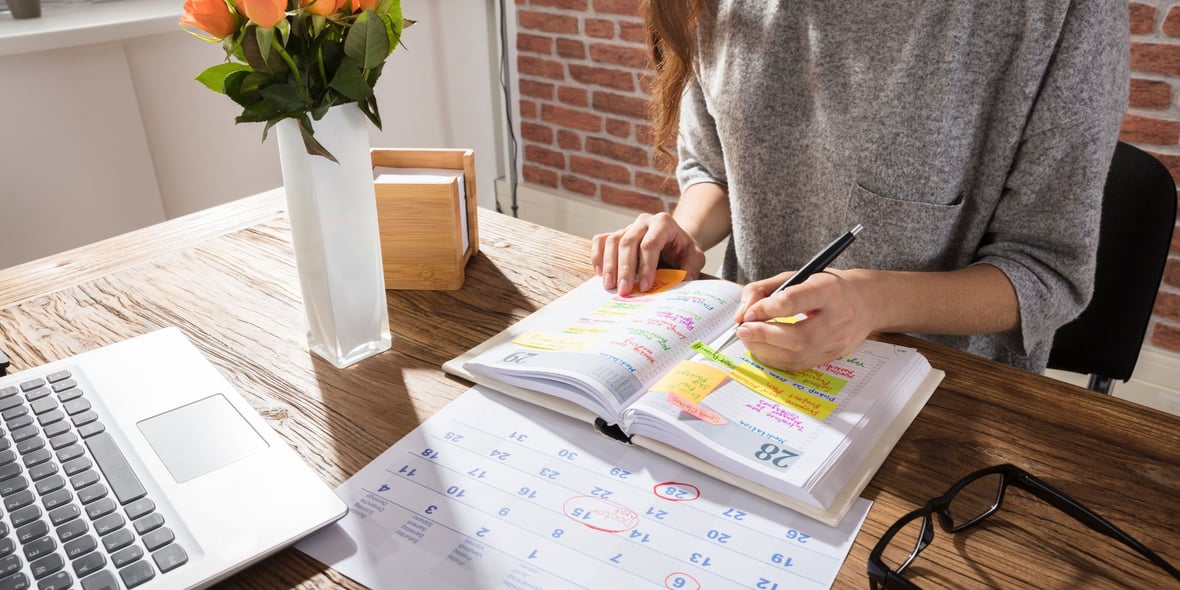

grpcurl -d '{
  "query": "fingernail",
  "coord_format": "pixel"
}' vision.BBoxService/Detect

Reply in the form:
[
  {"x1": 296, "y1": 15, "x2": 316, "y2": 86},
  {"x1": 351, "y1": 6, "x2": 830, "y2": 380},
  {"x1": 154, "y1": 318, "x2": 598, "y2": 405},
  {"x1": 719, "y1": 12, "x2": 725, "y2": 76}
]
[
  {"x1": 594, "y1": 264, "x2": 602, "y2": 275},
  {"x1": 603, "y1": 272, "x2": 614, "y2": 287},
  {"x1": 618, "y1": 277, "x2": 631, "y2": 295},
  {"x1": 736, "y1": 325, "x2": 750, "y2": 340}
]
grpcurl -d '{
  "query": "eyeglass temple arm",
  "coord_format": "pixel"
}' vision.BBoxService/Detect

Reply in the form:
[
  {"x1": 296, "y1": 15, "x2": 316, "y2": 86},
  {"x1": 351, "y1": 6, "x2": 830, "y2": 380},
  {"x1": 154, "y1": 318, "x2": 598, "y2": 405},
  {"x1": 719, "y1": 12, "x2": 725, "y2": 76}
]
[{"x1": 1020, "y1": 473, "x2": 1180, "y2": 580}]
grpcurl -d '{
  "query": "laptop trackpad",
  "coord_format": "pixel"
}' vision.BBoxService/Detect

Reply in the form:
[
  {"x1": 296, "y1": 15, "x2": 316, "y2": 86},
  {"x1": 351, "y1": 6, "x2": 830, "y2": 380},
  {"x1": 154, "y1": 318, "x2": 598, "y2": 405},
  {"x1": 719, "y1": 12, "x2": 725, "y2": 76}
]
[{"x1": 138, "y1": 394, "x2": 270, "y2": 483}]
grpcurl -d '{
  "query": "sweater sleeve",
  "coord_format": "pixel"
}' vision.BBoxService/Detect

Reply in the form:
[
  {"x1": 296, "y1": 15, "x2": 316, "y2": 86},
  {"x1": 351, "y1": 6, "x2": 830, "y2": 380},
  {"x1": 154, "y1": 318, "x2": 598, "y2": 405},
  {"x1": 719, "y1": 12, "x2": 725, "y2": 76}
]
[
  {"x1": 676, "y1": 78, "x2": 728, "y2": 192},
  {"x1": 977, "y1": 0, "x2": 1129, "y2": 356}
]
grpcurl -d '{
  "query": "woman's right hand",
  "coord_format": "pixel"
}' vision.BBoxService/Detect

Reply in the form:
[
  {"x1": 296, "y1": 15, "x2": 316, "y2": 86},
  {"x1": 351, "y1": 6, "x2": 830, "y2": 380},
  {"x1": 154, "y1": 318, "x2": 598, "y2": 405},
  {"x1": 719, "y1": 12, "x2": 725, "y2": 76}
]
[{"x1": 591, "y1": 212, "x2": 707, "y2": 296}]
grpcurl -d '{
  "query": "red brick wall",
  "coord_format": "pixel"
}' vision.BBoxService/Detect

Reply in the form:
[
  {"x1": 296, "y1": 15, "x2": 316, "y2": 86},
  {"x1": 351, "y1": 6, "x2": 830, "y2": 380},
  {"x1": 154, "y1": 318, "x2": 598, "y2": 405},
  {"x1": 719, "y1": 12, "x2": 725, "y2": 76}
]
[
  {"x1": 1129, "y1": 1, "x2": 1180, "y2": 356},
  {"x1": 515, "y1": 0, "x2": 678, "y2": 212},
  {"x1": 515, "y1": 1, "x2": 1180, "y2": 358}
]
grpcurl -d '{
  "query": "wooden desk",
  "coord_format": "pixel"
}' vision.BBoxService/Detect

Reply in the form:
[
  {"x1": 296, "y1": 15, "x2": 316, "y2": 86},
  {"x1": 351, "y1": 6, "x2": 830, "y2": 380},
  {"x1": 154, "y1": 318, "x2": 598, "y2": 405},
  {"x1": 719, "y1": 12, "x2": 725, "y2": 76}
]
[{"x1": 1, "y1": 189, "x2": 1177, "y2": 589}]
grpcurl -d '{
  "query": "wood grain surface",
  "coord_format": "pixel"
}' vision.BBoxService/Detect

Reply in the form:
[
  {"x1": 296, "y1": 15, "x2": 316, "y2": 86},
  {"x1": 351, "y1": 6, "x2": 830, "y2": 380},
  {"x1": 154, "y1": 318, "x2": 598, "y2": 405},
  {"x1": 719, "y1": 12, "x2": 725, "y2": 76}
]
[{"x1": 0, "y1": 190, "x2": 1176, "y2": 589}]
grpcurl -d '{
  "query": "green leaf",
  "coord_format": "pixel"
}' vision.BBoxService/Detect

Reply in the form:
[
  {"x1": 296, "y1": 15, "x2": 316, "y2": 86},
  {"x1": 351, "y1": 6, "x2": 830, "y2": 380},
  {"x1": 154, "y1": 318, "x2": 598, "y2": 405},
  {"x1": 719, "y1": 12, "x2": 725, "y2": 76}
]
[
  {"x1": 296, "y1": 115, "x2": 339, "y2": 163},
  {"x1": 242, "y1": 27, "x2": 288, "y2": 76},
  {"x1": 223, "y1": 70, "x2": 253, "y2": 107},
  {"x1": 344, "y1": 10, "x2": 390, "y2": 70},
  {"x1": 328, "y1": 56, "x2": 372, "y2": 100},
  {"x1": 274, "y1": 17, "x2": 290, "y2": 46},
  {"x1": 195, "y1": 62, "x2": 251, "y2": 94},
  {"x1": 239, "y1": 72, "x2": 271, "y2": 97},
  {"x1": 359, "y1": 95, "x2": 382, "y2": 130},
  {"x1": 261, "y1": 82, "x2": 307, "y2": 112},
  {"x1": 237, "y1": 100, "x2": 279, "y2": 123},
  {"x1": 386, "y1": 3, "x2": 404, "y2": 54},
  {"x1": 255, "y1": 26, "x2": 276, "y2": 65},
  {"x1": 310, "y1": 100, "x2": 331, "y2": 120},
  {"x1": 365, "y1": 60, "x2": 385, "y2": 86}
]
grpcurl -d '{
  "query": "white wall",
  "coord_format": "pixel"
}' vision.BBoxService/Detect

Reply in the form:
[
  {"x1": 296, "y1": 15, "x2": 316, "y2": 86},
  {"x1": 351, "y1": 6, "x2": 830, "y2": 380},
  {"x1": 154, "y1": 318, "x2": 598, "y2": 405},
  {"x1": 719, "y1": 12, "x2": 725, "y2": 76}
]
[{"x1": 0, "y1": 0, "x2": 503, "y2": 268}]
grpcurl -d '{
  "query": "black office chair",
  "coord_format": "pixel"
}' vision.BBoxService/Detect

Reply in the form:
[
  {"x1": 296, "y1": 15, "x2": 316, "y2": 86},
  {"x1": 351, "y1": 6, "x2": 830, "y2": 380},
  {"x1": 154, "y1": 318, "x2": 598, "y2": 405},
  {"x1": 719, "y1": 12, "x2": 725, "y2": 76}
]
[{"x1": 1047, "y1": 141, "x2": 1176, "y2": 394}]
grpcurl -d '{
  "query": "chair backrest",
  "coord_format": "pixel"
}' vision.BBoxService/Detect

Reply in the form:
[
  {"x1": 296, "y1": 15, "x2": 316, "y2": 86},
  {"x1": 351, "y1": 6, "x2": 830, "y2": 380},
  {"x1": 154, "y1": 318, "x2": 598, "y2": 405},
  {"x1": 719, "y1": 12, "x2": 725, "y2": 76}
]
[{"x1": 1047, "y1": 142, "x2": 1176, "y2": 393}]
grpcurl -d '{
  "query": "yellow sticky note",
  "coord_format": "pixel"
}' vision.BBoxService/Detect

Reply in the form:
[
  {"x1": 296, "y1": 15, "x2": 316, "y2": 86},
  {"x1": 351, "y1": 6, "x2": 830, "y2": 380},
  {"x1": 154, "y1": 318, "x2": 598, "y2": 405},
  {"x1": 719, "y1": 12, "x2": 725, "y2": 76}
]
[
  {"x1": 777, "y1": 367, "x2": 848, "y2": 397},
  {"x1": 511, "y1": 331, "x2": 591, "y2": 351},
  {"x1": 730, "y1": 364, "x2": 839, "y2": 420},
  {"x1": 648, "y1": 360, "x2": 729, "y2": 402},
  {"x1": 563, "y1": 325, "x2": 607, "y2": 335},
  {"x1": 666, "y1": 393, "x2": 727, "y2": 424},
  {"x1": 632, "y1": 269, "x2": 688, "y2": 295},
  {"x1": 766, "y1": 313, "x2": 807, "y2": 324}
]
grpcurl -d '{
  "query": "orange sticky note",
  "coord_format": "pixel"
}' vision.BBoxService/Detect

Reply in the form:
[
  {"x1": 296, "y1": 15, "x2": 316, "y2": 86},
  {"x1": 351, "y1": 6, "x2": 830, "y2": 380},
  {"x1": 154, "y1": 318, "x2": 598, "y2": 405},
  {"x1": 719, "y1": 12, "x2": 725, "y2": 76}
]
[
  {"x1": 632, "y1": 269, "x2": 688, "y2": 295},
  {"x1": 648, "y1": 360, "x2": 729, "y2": 402}
]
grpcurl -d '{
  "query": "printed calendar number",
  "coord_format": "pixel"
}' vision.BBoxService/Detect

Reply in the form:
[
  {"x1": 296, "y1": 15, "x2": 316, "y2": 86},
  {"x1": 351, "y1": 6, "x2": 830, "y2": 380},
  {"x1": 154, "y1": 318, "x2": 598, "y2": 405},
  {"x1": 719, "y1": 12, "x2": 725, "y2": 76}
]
[
  {"x1": 752, "y1": 443, "x2": 797, "y2": 469},
  {"x1": 503, "y1": 351, "x2": 538, "y2": 364},
  {"x1": 770, "y1": 553, "x2": 794, "y2": 568},
  {"x1": 664, "y1": 573, "x2": 701, "y2": 590},
  {"x1": 722, "y1": 508, "x2": 746, "y2": 521},
  {"x1": 653, "y1": 482, "x2": 700, "y2": 502}
]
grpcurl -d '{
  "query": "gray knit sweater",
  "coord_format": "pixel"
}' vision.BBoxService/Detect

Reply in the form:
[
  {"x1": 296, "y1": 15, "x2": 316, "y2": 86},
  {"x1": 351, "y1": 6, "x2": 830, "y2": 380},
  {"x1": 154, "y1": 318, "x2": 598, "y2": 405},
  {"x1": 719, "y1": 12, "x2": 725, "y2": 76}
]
[{"x1": 677, "y1": 1, "x2": 1129, "y2": 372}]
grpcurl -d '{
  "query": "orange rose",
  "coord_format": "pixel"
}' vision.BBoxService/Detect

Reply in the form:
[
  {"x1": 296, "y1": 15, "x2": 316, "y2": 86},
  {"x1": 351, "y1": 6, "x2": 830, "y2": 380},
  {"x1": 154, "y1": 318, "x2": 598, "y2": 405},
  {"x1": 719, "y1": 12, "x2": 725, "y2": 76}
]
[
  {"x1": 179, "y1": 0, "x2": 237, "y2": 40},
  {"x1": 352, "y1": 0, "x2": 377, "y2": 12},
  {"x1": 238, "y1": 0, "x2": 287, "y2": 28},
  {"x1": 300, "y1": 0, "x2": 344, "y2": 17}
]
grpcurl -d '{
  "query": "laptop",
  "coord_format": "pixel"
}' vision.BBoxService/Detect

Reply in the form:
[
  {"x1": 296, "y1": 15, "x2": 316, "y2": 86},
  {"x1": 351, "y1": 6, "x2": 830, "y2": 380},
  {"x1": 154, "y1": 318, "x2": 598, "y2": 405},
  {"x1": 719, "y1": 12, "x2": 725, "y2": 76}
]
[{"x1": 0, "y1": 327, "x2": 347, "y2": 589}]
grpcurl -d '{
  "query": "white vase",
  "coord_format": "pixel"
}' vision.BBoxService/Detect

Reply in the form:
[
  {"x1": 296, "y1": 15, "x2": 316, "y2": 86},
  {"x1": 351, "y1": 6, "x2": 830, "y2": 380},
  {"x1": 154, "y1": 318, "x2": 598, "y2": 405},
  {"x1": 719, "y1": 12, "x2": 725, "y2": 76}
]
[{"x1": 275, "y1": 105, "x2": 392, "y2": 368}]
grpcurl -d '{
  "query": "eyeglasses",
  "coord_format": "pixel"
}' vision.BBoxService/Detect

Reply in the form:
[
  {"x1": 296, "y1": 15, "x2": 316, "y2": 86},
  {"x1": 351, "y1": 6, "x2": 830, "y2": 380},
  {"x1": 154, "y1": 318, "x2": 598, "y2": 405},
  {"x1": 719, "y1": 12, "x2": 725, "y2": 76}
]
[{"x1": 867, "y1": 463, "x2": 1180, "y2": 589}]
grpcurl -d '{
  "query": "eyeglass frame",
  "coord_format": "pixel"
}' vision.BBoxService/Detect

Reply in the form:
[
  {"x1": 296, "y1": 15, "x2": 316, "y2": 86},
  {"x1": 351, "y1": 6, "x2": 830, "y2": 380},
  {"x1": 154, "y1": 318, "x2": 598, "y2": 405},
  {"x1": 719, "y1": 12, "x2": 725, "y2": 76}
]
[{"x1": 866, "y1": 463, "x2": 1180, "y2": 589}]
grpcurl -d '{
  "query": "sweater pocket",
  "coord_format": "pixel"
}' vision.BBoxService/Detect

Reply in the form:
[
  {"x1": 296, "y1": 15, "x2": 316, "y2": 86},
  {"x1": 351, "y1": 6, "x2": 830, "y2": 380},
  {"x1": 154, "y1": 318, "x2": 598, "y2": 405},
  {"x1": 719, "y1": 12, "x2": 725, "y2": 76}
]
[{"x1": 844, "y1": 183, "x2": 967, "y2": 271}]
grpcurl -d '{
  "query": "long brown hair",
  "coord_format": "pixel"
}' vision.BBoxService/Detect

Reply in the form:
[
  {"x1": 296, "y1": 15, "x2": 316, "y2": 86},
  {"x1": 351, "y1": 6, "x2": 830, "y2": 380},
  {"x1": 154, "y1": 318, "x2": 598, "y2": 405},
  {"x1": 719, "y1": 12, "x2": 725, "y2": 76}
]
[{"x1": 644, "y1": 0, "x2": 709, "y2": 166}]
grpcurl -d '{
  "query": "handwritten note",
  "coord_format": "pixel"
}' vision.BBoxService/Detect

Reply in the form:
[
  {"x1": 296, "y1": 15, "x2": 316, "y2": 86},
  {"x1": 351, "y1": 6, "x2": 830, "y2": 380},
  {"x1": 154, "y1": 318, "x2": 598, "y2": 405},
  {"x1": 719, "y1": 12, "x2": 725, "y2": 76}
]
[
  {"x1": 296, "y1": 387, "x2": 871, "y2": 590},
  {"x1": 730, "y1": 365, "x2": 840, "y2": 420},
  {"x1": 649, "y1": 361, "x2": 729, "y2": 402}
]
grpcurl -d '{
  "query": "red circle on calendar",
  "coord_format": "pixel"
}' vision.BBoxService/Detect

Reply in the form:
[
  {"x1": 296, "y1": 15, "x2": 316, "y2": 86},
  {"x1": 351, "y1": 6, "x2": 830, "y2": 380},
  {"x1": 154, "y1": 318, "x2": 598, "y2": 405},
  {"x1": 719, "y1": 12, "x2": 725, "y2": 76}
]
[
  {"x1": 663, "y1": 572, "x2": 701, "y2": 590},
  {"x1": 562, "y1": 495, "x2": 639, "y2": 532},
  {"x1": 652, "y1": 482, "x2": 701, "y2": 502}
]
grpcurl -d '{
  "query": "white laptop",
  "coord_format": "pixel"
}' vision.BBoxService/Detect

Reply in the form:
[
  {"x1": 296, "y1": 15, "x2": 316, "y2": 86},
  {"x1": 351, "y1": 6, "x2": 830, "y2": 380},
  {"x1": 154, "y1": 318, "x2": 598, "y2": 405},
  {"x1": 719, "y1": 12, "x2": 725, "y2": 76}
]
[{"x1": 0, "y1": 327, "x2": 347, "y2": 589}]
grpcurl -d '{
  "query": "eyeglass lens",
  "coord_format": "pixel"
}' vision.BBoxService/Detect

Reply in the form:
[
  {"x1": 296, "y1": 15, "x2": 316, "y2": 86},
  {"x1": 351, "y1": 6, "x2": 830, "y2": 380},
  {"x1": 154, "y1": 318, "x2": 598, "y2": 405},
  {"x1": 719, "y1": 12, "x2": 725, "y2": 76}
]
[
  {"x1": 945, "y1": 471, "x2": 1004, "y2": 530},
  {"x1": 881, "y1": 515, "x2": 930, "y2": 574}
]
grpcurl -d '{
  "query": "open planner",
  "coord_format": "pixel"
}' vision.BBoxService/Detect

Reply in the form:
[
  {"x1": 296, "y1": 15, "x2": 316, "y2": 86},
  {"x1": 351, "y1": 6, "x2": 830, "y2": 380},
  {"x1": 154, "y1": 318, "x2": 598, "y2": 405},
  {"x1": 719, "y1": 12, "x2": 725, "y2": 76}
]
[{"x1": 443, "y1": 272, "x2": 944, "y2": 526}]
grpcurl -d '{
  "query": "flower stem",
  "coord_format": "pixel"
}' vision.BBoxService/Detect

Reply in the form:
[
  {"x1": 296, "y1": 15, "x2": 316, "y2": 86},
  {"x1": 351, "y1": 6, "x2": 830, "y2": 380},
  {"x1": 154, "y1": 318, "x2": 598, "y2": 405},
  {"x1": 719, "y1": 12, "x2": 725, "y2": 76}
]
[
  {"x1": 318, "y1": 46, "x2": 328, "y2": 89},
  {"x1": 272, "y1": 38, "x2": 308, "y2": 102}
]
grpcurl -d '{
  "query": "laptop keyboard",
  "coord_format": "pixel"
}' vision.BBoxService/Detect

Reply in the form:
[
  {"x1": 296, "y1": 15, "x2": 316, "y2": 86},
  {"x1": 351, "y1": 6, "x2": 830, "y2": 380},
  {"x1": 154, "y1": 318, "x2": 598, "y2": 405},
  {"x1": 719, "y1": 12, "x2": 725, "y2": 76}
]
[{"x1": 0, "y1": 369, "x2": 188, "y2": 590}]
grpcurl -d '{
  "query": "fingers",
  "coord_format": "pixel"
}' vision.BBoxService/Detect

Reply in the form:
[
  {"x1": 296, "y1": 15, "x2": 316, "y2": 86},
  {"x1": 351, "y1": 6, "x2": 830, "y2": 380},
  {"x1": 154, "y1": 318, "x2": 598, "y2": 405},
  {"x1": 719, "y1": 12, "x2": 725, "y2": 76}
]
[
  {"x1": 736, "y1": 321, "x2": 852, "y2": 372},
  {"x1": 733, "y1": 272, "x2": 871, "y2": 371},
  {"x1": 591, "y1": 213, "x2": 704, "y2": 296},
  {"x1": 740, "y1": 273, "x2": 833, "y2": 322},
  {"x1": 734, "y1": 271, "x2": 794, "y2": 323}
]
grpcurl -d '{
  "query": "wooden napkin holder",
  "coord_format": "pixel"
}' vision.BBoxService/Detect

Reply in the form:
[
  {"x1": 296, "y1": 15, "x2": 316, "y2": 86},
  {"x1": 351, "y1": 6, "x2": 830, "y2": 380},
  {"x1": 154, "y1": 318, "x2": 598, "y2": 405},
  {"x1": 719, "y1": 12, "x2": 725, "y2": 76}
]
[{"x1": 371, "y1": 148, "x2": 478, "y2": 291}]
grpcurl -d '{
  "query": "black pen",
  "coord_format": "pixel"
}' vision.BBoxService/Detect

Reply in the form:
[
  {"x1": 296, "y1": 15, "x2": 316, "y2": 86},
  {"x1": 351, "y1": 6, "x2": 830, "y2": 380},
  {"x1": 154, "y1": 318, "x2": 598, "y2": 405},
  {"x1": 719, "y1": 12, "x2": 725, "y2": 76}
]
[{"x1": 714, "y1": 224, "x2": 864, "y2": 352}]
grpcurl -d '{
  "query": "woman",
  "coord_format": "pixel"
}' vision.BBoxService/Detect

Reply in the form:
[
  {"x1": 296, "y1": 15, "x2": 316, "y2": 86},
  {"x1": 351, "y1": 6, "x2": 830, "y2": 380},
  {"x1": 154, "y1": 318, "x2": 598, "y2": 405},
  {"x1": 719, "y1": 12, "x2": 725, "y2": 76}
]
[{"x1": 591, "y1": 1, "x2": 1129, "y2": 372}]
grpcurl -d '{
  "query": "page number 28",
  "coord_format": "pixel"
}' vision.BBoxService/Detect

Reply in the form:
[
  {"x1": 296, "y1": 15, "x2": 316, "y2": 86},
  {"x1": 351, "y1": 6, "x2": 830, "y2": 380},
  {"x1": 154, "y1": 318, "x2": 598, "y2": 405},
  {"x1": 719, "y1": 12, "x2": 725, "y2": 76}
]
[{"x1": 753, "y1": 443, "x2": 797, "y2": 469}]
